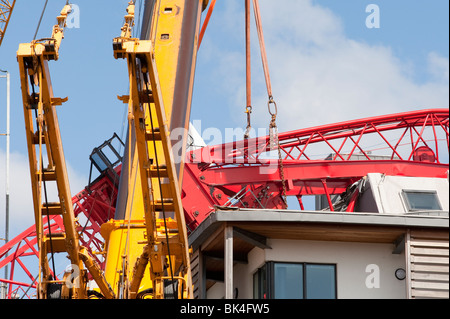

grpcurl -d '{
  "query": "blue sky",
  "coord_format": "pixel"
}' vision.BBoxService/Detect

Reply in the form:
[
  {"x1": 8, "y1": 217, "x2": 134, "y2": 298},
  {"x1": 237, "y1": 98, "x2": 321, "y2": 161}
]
[
  {"x1": 0, "y1": 0, "x2": 449, "y2": 238},
  {"x1": 316, "y1": 0, "x2": 449, "y2": 81}
]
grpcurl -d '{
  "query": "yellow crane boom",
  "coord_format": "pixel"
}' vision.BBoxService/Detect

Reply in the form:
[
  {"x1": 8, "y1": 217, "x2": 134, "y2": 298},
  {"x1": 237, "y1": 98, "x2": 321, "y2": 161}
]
[
  {"x1": 101, "y1": 0, "x2": 206, "y2": 299},
  {"x1": 16, "y1": 0, "x2": 207, "y2": 299},
  {"x1": 16, "y1": 4, "x2": 114, "y2": 299}
]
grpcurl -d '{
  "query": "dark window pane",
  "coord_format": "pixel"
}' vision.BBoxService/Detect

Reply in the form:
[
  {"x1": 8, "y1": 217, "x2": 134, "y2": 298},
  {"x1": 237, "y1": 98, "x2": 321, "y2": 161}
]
[
  {"x1": 253, "y1": 271, "x2": 259, "y2": 299},
  {"x1": 305, "y1": 264, "x2": 336, "y2": 299},
  {"x1": 274, "y1": 263, "x2": 303, "y2": 299},
  {"x1": 403, "y1": 191, "x2": 442, "y2": 211},
  {"x1": 91, "y1": 152, "x2": 108, "y2": 172},
  {"x1": 260, "y1": 264, "x2": 268, "y2": 299},
  {"x1": 253, "y1": 264, "x2": 268, "y2": 299}
]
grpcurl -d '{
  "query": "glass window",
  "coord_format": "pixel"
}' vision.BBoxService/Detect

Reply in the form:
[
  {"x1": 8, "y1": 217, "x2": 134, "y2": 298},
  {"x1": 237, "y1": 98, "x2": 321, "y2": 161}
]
[
  {"x1": 274, "y1": 263, "x2": 303, "y2": 299},
  {"x1": 402, "y1": 190, "x2": 442, "y2": 211},
  {"x1": 305, "y1": 264, "x2": 336, "y2": 299},
  {"x1": 91, "y1": 152, "x2": 108, "y2": 172},
  {"x1": 254, "y1": 262, "x2": 336, "y2": 299},
  {"x1": 253, "y1": 264, "x2": 268, "y2": 299}
]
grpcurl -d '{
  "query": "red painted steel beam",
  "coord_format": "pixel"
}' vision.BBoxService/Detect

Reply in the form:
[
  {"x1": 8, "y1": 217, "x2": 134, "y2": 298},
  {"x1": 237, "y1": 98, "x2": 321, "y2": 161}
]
[{"x1": 193, "y1": 160, "x2": 448, "y2": 186}]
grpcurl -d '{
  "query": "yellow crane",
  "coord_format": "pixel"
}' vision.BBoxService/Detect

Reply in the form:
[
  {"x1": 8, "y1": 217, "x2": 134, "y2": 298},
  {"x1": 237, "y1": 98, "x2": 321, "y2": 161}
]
[
  {"x1": 16, "y1": 0, "x2": 207, "y2": 299},
  {"x1": 104, "y1": 0, "x2": 207, "y2": 299}
]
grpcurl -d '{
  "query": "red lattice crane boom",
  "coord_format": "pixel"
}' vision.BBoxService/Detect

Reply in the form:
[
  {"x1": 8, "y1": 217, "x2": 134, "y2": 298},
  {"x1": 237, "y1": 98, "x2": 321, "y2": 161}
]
[
  {"x1": 0, "y1": 0, "x2": 16, "y2": 46},
  {"x1": 182, "y1": 108, "x2": 449, "y2": 230}
]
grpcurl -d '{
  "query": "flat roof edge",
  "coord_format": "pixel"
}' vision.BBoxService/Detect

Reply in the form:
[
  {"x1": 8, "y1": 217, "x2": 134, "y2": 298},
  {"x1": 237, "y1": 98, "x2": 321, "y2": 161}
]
[
  {"x1": 215, "y1": 209, "x2": 449, "y2": 227},
  {"x1": 188, "y1": 209, "x2": 449, "y2": 249}
]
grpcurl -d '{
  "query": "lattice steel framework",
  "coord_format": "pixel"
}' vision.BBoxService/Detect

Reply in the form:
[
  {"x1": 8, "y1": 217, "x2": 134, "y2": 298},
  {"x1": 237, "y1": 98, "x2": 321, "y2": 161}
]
[
  {"x1": 0, "y1": 0, "x2": 16, "y2": 46},
  {"x1": 182, "y1": 109, "x2": 449, "y2": 230}
]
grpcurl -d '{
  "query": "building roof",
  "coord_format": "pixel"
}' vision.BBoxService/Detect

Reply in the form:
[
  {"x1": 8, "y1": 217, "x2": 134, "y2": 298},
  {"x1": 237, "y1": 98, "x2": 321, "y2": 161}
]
[
  {"x1": 188, "y1": 208, "x2": 448, "y2": 292},
  {"x1": 189, "y1": 208, "x2": 449, "y2": 252}
]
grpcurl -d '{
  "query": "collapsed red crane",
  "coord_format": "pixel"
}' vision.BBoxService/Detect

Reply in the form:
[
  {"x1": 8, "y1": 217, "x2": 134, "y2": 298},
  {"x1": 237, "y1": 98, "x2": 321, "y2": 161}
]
[
  {"x1": 1, "y1": 108, "x2": 448, "y2": 298},
  {"x1": 182, "y1": 108, "x2": 449, "y2": 230}
]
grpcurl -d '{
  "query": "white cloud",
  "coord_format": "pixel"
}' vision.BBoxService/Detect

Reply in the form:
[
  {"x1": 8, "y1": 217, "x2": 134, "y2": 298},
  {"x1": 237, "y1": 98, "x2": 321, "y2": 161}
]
[
  {"x1": 202, "y1": 0, "x2": 449, "y2": 133},
  {"x1": 0, "y1": 150, "x2": 33, "y2": 236},
  {"x1": 428, "y1": 52, "x2": 449, "y2": 83}
]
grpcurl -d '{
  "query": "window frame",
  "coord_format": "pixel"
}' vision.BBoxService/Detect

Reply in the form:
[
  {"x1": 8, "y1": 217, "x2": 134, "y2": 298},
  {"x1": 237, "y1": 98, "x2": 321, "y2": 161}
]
[
  {"x1": 401, "y1": 189, "x2": 442, "y2": 212},
  {"x1": 253, "y1": 261, "x2": 337, "y2": 299}
]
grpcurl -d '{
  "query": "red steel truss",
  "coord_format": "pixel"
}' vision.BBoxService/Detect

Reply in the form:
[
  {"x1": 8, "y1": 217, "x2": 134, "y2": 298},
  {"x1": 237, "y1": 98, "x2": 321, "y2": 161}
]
[
  {"x1": 1, "y1": 108, "x2": 448, "y2": 298},
  {"x1": 190, "y1": 108, "x2": 448, "y2": 164},
  {"x1": 182, "y1": 109, "x2": 449, "y2": 230}
]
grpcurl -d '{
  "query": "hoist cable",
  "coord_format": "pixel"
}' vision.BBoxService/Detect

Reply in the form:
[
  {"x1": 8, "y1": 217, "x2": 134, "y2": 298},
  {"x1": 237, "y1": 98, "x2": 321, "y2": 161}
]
[
  {"x1": 42, "y1": 166, "x2": 57, "y2": 279},
  {"x1": 251, "y1": 0, "x2": 288, "y2": 206},
  {"x1": 244, "y1": 0, "x2": 252, "y2": 139},
  {"x1": 252, "y1": 0, "x2": 272, "y2": 99},
  {"x1": 33, "y1": 0, "x2": 49, "y2": 40},
  {"x1": 31, "y1": 74, "x2": 58, "y2": 280},
  {"x1": 142, "y1": 73, "x2": 176, "y2": 298}
]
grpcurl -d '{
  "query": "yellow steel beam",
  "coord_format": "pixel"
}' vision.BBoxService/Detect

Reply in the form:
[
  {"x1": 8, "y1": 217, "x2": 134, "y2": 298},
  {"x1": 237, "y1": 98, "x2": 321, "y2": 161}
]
[
  {"x1": 106, "y1": 0, "x2": 204, "y2": 299},
  {"x1": 16, "y1": 4, "x2": 111, "y2": 299},
  {"x1": 17, "y1": 41, "x2": 87, "y2": 300}
]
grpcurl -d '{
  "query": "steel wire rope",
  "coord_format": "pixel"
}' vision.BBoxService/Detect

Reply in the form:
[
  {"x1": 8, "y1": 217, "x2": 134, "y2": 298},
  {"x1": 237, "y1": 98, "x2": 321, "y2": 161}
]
[
  {"x1": 41, "y1": 163, "x2": 57, "y2": 281},
  {"x1": 142, "y1": 73, "x2": 176, "y2": 299},
  {"x1": 105, "y1": 72, "x2": 132, "y2": 224},
  {"x1": 251, "y1": 0, "x2": 288, "y2": 206},
  {"x1": 133, "y1": 0, "x2": 145, "y2": 39},
  {"x1": 244, "y1": 0, "x2": 252, "y2": 140},
  {"x1": 119, "y1": 122, "x2": 139, "y2": 299},
  {"x1": 20, "y1": 271, "x2": 38, "y2": 299},
  {"x1": 30, "y1": 66, "x2": 58, "y2": 285},
  {"x1": 20, "y1": 245, "x2": 56, "y2": 299},
  {"x1": 33, "y1": 0, "x2": 48, "y2": 40}
]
